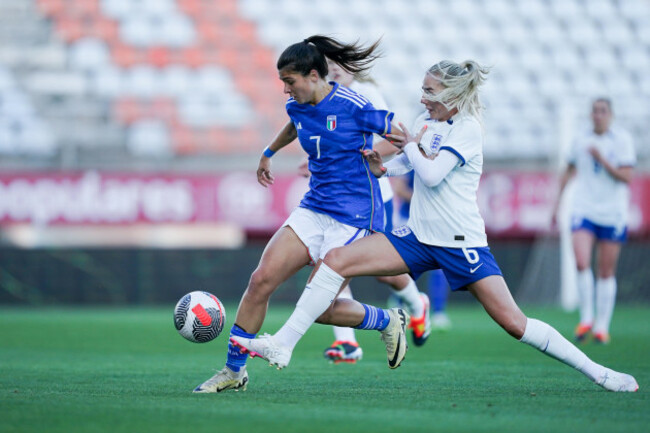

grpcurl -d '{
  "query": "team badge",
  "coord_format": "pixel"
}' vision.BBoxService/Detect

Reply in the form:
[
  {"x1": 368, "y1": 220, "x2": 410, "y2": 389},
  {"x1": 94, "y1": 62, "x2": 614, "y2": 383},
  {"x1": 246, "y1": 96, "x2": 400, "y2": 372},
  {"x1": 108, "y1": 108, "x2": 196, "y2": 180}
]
[
  {"x1": 391, "y1": 226, "x2": 412, "y2": 238},
  {"x1": 326, "y1": 115, "x2": 337, "y2": 131},
  {"x1": 430, "y1": 134, "x2": 443, "y2": 153}
]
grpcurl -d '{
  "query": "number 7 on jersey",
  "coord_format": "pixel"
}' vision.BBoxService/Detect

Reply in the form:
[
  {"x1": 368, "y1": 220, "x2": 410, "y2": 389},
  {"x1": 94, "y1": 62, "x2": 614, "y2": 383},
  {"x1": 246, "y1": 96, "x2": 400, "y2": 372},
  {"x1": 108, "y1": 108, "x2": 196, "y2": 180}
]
[{"x1": 310, "y1": 135, "x2": 321, "y2": 159}]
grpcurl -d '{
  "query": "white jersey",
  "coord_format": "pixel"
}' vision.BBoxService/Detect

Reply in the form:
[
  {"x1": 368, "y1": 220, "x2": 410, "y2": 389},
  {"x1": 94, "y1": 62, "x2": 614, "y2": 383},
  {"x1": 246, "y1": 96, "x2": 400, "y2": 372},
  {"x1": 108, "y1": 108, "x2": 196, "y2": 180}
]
[
  {"x1": 567, "y1": 126, "x2": 636, "y2": 226},
  {"x1": 408, "y1": 111, "x2": 488, "y2": 248},
  {"x1": 350, "y1": 80, "x2": 393, "y2": 203}
]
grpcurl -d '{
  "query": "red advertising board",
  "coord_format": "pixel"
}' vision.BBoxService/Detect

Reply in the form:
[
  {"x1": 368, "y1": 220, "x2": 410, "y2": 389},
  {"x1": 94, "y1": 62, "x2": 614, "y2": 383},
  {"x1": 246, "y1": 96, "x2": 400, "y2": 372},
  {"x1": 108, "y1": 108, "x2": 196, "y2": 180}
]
[{"x1": 1, "y1": 171, "x2": 648, "y2": 237}]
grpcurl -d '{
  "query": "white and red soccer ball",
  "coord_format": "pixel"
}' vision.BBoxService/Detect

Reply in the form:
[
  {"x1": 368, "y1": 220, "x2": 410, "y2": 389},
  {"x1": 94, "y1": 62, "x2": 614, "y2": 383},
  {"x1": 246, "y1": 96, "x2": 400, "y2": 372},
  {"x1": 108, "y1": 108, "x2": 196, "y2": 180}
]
[{"x1": 174, "y1": 291, "x2": 226, "y2": 343}]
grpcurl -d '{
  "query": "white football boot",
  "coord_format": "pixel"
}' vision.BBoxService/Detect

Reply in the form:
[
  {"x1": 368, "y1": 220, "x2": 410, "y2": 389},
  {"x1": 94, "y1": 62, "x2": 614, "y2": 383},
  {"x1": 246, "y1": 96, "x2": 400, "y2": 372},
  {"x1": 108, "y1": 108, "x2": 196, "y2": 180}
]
[
  {"x1": 193, "y1": 366, "x2": 248, "y2": 393},
  {"x1": 381, "y1": 308, "x2": 409, "y2": 369},
  {"x1": 230, "y1": 333, "x2": 292, "y2": 369}
]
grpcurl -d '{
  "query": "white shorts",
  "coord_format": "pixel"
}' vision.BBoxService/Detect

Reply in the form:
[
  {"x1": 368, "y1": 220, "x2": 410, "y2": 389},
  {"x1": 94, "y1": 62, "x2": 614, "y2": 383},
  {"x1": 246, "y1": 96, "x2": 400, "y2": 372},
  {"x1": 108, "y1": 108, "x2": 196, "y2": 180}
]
[{"x1": 283, "y1": 207, "x2": 370, "y2": 264}]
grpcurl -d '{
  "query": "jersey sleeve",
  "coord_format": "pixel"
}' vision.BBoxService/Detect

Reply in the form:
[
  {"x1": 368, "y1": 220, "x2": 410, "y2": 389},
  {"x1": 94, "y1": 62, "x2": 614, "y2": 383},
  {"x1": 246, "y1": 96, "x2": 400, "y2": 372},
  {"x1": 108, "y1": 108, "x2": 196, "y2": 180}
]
[
  {"x1": 438, "y1": 118, "x2": 482, "y2": 167},
  {"x1": 617, "y1": 131, "x2": 636, "y2": 167},
  {"x1": 355, "y1": 103, "x2": 394, "y2": 136}
]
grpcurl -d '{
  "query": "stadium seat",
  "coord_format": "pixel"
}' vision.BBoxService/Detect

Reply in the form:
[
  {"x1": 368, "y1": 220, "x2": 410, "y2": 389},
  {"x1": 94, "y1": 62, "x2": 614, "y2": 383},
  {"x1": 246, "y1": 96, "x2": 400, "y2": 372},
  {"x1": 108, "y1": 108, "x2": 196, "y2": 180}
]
[
  {"x1": 9, "y1": 0, "x2": 646, "y2": 160},
  {"x1": 127, "y1": 119, "x2": 172, "y2": 157},
  {"x1": 91, "y1": 65, "x2": 125, "y2": 97},
  {"x1": 0, "y1": 67, "x2": 16, "y2": 91},
  {"x1": 124, "y1": 65, "x2": 160, "y2": 98},
  {"x1": 68, "y1": 38, "x2": 111, "y2": 73}
]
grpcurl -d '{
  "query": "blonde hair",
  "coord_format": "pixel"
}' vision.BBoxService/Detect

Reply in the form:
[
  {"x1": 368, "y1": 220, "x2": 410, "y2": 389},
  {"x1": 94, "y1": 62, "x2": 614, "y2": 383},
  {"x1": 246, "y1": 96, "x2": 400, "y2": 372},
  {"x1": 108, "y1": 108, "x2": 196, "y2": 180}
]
[{"x1": 425, "y1": 60, "x2": 489, "y2": 120}]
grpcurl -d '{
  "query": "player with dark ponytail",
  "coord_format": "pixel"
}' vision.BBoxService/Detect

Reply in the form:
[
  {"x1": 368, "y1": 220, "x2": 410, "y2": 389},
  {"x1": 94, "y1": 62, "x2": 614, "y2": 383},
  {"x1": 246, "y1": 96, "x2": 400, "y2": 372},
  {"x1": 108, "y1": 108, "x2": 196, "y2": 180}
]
[{"x1": 194, "y1": 36, "x2": 409, "y2": 393}]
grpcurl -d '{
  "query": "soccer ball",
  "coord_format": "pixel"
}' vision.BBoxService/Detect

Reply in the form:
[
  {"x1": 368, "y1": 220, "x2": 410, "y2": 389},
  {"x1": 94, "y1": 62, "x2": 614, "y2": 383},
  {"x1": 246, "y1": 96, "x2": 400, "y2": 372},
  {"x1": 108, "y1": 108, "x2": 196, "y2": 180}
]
[{"x1": 174, "y1": 291, "x2": 226, "y2": 343}]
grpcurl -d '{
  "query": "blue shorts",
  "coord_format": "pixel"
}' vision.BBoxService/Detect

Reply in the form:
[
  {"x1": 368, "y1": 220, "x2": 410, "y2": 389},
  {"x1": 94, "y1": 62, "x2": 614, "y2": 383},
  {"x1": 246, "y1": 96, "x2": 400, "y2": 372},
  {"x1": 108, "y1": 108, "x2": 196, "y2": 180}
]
[
  {"x1": 571, "y1": 217, "x2": 627, "y2": 242},
  {"x1": 385, "y1": 226, "x2": 502, "y2": 291}
]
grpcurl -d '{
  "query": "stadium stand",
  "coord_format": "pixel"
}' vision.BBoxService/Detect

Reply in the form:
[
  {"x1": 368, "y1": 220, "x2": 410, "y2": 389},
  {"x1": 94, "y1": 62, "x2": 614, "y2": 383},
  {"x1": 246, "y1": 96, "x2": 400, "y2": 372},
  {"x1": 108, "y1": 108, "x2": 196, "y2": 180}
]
[{"x1": 0, "y1": 0, "x2": 647, "y2": 167}]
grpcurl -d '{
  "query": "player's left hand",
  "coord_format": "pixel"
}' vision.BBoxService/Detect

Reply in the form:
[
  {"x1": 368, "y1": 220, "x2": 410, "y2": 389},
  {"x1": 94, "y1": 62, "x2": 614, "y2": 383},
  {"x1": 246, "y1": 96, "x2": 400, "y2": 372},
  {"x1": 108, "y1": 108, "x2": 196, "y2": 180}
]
[
  {"x1": 257, "y1": 157, "x2": 275, "y2": 187},
  {"x1": 361, "y1": 149, "x2": 386, "y2": 178},
  {"x1": 387, "y1": 123, "x2": 427, "y2": 152},
  {"x1": 588, "y1": 146, "x2": 603, "y2": 163}
]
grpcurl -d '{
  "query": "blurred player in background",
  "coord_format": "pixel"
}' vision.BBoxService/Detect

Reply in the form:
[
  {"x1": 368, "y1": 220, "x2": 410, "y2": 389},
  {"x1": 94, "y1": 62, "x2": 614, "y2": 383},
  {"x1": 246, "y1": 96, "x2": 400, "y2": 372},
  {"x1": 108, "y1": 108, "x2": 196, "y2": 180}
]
[
  {"x1": 234, "y1": 60, "x2": 638, "y2": 392},
  {"x1": 194, "y1": 35, "x2": 410, "y2": 393},
  {"x1": 318, "y1": 58, "x2": 430, "y2": 364},
  {"x1": 553, "y1": 98, "x2": 635, "y2": 344}
]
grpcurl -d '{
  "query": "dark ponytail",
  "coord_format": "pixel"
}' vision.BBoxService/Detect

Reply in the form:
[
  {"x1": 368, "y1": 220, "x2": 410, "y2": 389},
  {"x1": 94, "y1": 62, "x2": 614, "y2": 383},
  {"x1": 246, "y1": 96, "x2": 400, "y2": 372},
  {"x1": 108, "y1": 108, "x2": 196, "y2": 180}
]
[{"x1": 277, "y1": 35, "x2": 382, "y2": 78}]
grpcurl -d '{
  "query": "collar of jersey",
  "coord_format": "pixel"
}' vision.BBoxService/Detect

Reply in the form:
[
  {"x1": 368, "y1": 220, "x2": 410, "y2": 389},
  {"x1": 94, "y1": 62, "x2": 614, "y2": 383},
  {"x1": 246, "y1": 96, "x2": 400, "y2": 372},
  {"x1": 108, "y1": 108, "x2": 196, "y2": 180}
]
[{"x1": 425, "y1": 115, "x2": 455, "y2": 125}]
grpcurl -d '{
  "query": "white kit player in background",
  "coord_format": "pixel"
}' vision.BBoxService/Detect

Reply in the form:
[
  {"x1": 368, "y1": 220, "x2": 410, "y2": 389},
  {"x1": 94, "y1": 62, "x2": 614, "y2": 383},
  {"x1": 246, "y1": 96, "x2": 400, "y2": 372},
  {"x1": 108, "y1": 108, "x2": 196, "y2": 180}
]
[
  {"x1": 234, "y1": 60, "x2": 638, "y2": 392},
  {"x1": 553, "y1": 98, "x2": 636, "y2": 344}
]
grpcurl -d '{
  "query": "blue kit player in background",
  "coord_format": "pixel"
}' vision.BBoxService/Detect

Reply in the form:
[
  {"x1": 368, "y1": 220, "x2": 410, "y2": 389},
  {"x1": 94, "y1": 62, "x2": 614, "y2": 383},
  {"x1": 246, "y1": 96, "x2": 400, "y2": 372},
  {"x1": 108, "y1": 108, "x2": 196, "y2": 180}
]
[
  {"x1": 194, "y1": 35, "x2": 410, "y2": 393},
  {"x1": 233, "y1": 60, "x2": 638, "y2": 392}
]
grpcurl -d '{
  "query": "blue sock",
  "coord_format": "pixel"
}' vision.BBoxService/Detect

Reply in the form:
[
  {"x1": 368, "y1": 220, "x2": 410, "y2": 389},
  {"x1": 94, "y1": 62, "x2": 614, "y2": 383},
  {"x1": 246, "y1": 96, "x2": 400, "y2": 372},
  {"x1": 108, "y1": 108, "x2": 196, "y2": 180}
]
[
  {"x1": 429, "y1": 269, "x2": 449, "y2": 313},
  {"x1": 225, "y1": 324, "x2": 256, "y2": 372},
  {"x1": 354, "y1": 304, "x2": 391, "y2": 331}
]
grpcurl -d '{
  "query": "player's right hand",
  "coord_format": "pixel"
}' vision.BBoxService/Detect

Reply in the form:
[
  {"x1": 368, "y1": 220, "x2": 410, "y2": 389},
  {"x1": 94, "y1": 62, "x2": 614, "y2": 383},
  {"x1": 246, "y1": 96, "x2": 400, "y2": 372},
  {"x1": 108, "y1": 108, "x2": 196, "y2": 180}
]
[
  {"x1": 257, "y1": 157, "x2": 274, "y2": 187},
  {"x1": 361, "y1": 149, "x2": 386, "y2": 178}
]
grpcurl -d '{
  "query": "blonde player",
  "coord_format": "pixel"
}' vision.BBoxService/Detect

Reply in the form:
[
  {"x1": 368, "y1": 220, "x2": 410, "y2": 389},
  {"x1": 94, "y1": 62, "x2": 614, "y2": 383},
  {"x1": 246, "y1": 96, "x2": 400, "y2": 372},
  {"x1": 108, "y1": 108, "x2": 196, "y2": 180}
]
[
  {"x1": 234, "y1": 61, "x2": 638, "y2": 392},
  {"x1": 553, "y1": 98, "x2": 635, "y2": 344}
]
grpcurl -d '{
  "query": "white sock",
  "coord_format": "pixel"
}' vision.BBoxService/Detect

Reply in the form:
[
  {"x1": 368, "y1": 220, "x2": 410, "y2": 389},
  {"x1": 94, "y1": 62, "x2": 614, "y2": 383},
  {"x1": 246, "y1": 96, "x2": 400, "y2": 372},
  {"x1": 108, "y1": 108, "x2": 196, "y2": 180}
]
[
  {"x1": 390, "y1": 278, "x2": 424, "y2": 317},
  {"x1": 594, "y1": 277, "x2": 616, "y2": 334},
  {"x1": 274, "y1": 263, "x2": 343, "y2": 350},
  {"x1": 577, "y1": 269, "x2": 594, "y2": 325},
  {"x1": 332, "y1": 286, "x2": 357, "y2": 343},
  {"x1": 520, "y1": 318, "x2": 604, "y2": 382}
]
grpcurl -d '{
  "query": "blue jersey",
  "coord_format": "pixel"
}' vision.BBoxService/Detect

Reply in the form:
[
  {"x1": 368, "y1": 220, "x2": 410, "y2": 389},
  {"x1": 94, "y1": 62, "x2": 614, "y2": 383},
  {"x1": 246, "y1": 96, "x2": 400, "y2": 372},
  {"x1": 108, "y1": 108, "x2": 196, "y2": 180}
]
[{"x1": 287, "y1": 82, "x2": 393, "y2": 232}]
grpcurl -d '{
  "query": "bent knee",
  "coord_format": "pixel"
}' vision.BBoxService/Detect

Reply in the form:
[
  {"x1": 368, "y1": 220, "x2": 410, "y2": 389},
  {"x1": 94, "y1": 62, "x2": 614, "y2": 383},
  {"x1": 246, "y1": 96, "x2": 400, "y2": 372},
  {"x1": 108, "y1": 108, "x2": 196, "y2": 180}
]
[
  {"x1": 315, "y1": 303, "x2": 336, "y2": 325},
  {"x1": 323, "y1": 247, "x2": 348, "y2": 274},
  {"x1": 501, "y1": 316, "x2": 527, "y2": 340}
]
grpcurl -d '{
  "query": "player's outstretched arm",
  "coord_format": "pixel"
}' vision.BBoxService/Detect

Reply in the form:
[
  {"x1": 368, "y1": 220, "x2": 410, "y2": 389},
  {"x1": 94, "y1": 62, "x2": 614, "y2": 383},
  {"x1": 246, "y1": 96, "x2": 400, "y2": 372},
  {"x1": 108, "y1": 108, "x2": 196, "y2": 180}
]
[{"x1": 257, "y1": 121, "x2": 298, "y2": 187}]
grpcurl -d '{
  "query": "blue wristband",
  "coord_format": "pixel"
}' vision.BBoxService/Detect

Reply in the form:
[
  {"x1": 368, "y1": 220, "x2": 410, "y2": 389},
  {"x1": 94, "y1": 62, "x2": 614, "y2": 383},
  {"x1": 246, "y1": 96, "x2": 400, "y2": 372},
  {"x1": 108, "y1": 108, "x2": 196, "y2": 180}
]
[{"x1": 263, "y1": 147, "x2": 276, "y2": 158}]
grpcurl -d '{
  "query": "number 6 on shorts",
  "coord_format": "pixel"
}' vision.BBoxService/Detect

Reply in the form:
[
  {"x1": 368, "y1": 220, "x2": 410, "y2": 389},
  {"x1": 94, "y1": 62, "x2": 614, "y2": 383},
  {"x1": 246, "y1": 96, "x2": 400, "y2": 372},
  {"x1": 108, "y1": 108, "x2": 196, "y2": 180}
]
[{"x1": 462, "y1": 247, "x2": 480, "y2": 264}]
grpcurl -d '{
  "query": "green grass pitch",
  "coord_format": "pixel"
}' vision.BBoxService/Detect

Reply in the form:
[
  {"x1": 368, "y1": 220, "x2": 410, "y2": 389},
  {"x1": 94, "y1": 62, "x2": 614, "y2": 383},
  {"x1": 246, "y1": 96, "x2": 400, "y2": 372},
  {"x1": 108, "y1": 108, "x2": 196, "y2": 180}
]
[{"x1": 1, "y1": 305, "x2": 648, "y2": 433}]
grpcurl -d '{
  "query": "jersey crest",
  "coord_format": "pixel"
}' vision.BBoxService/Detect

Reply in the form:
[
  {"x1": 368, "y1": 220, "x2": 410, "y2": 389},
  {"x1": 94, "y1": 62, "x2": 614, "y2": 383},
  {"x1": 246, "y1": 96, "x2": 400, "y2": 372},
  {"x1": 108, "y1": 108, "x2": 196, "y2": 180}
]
[
  {"x1": 430, "y1": 134, "x2": 443, "y2": 153},
  {"x1": 326, "y1": 115, "x2": 337, "y2": 131}
]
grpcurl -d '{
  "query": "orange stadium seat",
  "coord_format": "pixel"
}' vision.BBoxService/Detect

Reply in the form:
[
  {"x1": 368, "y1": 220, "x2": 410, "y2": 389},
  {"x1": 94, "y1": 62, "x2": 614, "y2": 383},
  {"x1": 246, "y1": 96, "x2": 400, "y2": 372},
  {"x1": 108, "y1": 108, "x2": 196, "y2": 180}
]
[
  {"x1": 88, "y1": 17, "x2": 119, "y2": 41},
  {"x1": 63, "y1": 0, "x2": 100, "y2": 18},
  {"x1": 181, "y1": 47, "x2": 205, "y2": 68},
  {"x1": 150, "y1": 98, "x2": 178, "y2": 123},
  {"x1": 111, "y1": 43, "x2": 140, "y2": 68},
  {"x1": 114, "y1": 98, "x2": 143, "y2": 124},
  {"x1": 54, "y1": 17, "x2": 84, "y2": 42},
  {"x1": 36, "y1": 0, "x2": 64, "y2": 17},
  {"x1": 146, "y1": 47, "x2": 171, "y2": 68},
  {"x1": 176, "y1": 0, "x2": 201, "y2": 17},
  {"x1": 171, "y1": 124, "x2": 197, "y2": 154}
]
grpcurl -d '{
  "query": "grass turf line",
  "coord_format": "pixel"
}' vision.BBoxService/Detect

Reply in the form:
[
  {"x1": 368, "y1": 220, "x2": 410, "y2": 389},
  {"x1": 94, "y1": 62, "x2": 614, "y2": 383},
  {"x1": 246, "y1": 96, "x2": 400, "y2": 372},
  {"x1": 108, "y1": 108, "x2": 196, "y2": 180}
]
[{"x1": 0, "y1": 305, "x2": 648, "y2": 433}]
